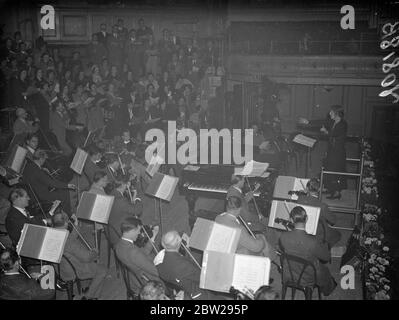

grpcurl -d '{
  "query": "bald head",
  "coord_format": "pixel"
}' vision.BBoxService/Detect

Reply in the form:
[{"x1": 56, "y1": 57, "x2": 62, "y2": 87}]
[
  {"x1": 161, "y1": 231, "x2": 181, "y2": 251},
  {"x1": 16, "y1": 108, "x2": 27, "y2": 118}
]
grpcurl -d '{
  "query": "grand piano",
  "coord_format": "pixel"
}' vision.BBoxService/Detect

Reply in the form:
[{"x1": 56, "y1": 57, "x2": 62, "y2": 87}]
[{"x1": 178, "y1": 164, "x2": 279, "y2": 229}]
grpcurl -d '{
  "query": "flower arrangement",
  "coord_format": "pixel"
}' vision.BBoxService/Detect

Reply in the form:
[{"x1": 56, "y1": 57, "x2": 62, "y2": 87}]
[{"x1": 360, "y1": 140, "x2": 392, "y2": 300}]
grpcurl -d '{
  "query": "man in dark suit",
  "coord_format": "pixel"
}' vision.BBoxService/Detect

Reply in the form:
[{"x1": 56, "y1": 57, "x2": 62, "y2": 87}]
[
  {"x1": 95, "y1": 23, "x2": 110, "y2": 48},
  {"x1": 22, "y1": 150, "x2": 75, "y2": 215},
  {"x1": 278, "y1": 206, "x2": 337, "y2": 296},
  {"x1": 115, "y1": 217, "x2": 160, "y2": 293},
  {"x1": 5, "y1": 187, "x2": 49, "y2": 247},
  {"x1": 226, "y1": 175, "x2": 263, "y2": 227},
  {"x1": 297, "y1": 178, "x2": 341, "y2": 248},
  {"x1": 0, "y1": 248, "x2": 55, "y2": 300},
  {"x1": 107, "y1": 179, "x2": 142, "y2": 246},
  {"x1": 52, "y1": 211, "x2": 107, "y2": 300},
  {"x1": 83, "y1": 144, "x2": 105, "y2": 185},
  {"x1": 215, "y1": 196, "x2": 275, "y2": 259},
  {"x1": 155, "y1": 231, "x2": 213, "y2": 300}
]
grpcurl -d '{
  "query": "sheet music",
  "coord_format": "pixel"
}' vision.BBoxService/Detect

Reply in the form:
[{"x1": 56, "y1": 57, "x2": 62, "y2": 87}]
[
  {"x1": 291, "y1": 178, "x2": 310, "y2": 200},
  {"x1": 70, "y1": 148, "x2": 88, "y2": 175},
  {"x1": 155, "y1": 175, "x2": 178, "y2": 201},
  {"x1": 11, "y1": 146, "x2": 28, "y2": 173},
  {"x1": 232, "y1": 255, "x2": 270, "y2": 292},
  {"x1": 146, "y1": 155, "x2": 164, "y2": 177},
  {"x1": 207, "y1": 223, "x2": 241, "y2": 253},
  {"x1": 269, "y1": 200, "x2": 320, "y2": 235},
  {"x1": 293, "y1": 134, "x2": 316, "y2": 148},
  {"x1": 239, "y1": 160, "x2": 269, "y2": 177},
  {"x1": 90, "y1": 194, "x2": 114, "y2": 224},
  {"x1": 38, "y1": 228, "x2": 68, "y2": 263}
]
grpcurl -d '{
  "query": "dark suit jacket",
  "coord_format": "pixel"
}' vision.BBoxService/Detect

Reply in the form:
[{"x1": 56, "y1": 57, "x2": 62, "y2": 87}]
[
  {"x1": 156, "y1": 251, "x2": 210, "y2": 300},
  {"x1": 115, "y1": 239, "x2": 160, "y2": 292},
  {"x1": 23, "y1": 160, "x2": 68, "y2": 199},
  {"x1": 0, "y1": 273, "x2": 55, "y2": 300},
  {"x1": 5, "y1": 206, "x2": 45, "y2": 246},
  {"x1": 83, "y1": 159, "x2": 105, "y2": 185},
  {"x1": 108, "y1": 190, "x2": 142, "y2": 246},
  {"x1": 279, "y1": 229, "x2": 332, "y2": 289},
  {"x1": 297, "y1": 194, "x2": 341, "y2": 247},
  {"x1": 95, "y1": 31, "x2": 110, "y2": 47}
]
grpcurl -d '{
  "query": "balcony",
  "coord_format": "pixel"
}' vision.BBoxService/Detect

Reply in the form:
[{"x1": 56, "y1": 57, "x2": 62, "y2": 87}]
[{"x1": 228, "y1": 39, "x2": 384, "y2": 56}]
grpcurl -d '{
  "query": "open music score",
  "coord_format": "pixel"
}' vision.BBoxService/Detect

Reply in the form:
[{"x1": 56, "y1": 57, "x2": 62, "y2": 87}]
[
  {"x1": 76, "y1": 191, "x2": 114, "y2": 224},
  {"x1": 268, "y1": 200, "x2": 320, "y2": 235},
  {"x1": 146, "y1": 173, "x2": 179, "y2": 202},
  {"x1": 293, "y1": 134, "x2": 316, "y2": 148},
  {"x1": 189, "y1": 218, "x2": 241, "y2": 254},
  {"x1": 146, "y1": 154, "x2": 164, "y2": 177},
  {"x1": 70, "y1": 148, "x2": 88, "y2": 175},
  {"x1": 235, "y1": 160, "x2": 269, "y2": 177},
  {"x1": 273, "y1": 176, "x2": 309, "y2": 200},
  {"x1": 200, "y1": 251, "x2": 271, "y2": 293},
  {"x1": 17, "y1": 224, "x2": 68, "y2": 264},
  {"x1": 3, "y1": 145, "x2": 28, "y2": 175}
]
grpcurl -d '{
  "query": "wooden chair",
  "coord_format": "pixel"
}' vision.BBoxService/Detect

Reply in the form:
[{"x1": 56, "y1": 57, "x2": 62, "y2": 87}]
[
  {"x1": 280, "y1": 252, "x2": 322, "y2": 300},
  {"x1": 114, "y1": 255, "x2": 147, "y2": 300},
  {"x1": 56, "y1": 255, "x2": 92, "y2": 300}
]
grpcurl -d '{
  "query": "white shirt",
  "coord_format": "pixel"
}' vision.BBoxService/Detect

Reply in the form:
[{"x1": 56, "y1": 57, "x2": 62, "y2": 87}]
[
  {"x1": 13, "y1": 205, "x2": 29, "y2": 218},
  {"x1": 121, "y1": 237, "x2": 134, "y2": 245}
]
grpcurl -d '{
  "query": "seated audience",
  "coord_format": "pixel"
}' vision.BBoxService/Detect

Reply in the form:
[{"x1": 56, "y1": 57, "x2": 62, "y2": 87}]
[{"x1": 0, "y1": 248, "x2": 55, "y2": 300}]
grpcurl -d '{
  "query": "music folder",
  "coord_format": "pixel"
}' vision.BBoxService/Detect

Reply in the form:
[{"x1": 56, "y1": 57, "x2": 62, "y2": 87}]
[
  {"x1": 200, "y1": 251, "x2": 271, "y2": 293},
  {"x1": 70, "y1": 148, "x2": 88, "y2": 175},
  {"x1": 293, "y1": 134, "x2": 316, "y2": 148},
  {"x1": 273, "y1": 176, "x2": 309, "y2": 200},
  {"x1": 16, "y1": 224, "x2": 68, "y2": 264},
  {"x1": 76, "y1": 191, "x2": 114, "y2": 224},
  {"x1": 235, "y1": 160, "x2": 269, "y2": 177},
  {"x1": 146, "y1": 154, "x2": 164, "y2": 177},
  {"x1": 3, "y1": 145, "x2": 28, "y2": 175},
  {"x1": 268, "y1": 200, "x2": 320, "y2": 235},
  {"x1": 189, "y1": 218, "x2": 241, "y2": 254},
  {"x1": 145, "y1": 172, "x2": 179, "y2": 202}
]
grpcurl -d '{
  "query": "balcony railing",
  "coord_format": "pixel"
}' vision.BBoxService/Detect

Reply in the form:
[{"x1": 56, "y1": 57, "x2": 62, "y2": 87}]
[{"x1": 229, "y1": 40, "x2": 384, "y2": 56}]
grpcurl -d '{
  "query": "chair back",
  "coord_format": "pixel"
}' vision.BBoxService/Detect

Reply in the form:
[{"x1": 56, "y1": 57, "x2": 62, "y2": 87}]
[
  {"x1": 114, "y1": 255, "x2": 145, "y2": 300},
  {"x1": 280, "y1": 252, "x2": 318, "y2": 288}
]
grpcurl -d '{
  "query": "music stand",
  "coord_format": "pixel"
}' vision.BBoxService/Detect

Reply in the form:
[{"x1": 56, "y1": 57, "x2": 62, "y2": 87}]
[{"x1": 145, "y1": 173, "x2": 179, "y2": 236}]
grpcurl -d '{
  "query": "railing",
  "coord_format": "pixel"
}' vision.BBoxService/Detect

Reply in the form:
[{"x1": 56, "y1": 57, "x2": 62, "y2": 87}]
[{"x1": 229, "y1": 40, "x2": 384, "y2": 56}]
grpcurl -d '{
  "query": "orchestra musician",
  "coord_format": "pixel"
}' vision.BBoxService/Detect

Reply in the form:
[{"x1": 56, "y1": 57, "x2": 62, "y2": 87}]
[
  {"x1": 296, "y1": 178, "x2": 341, "y2": 249},
  {"x1": 83, "y1": 144, "x2": 106, "y2": 185},
  {"x1": 107, "y1": 177, "x2": 143, "y2": 247},
  {"x1": 22, "y1": 149, "x2": 75, "y2": 216},
  {"x1": 215, "y1": 196, "x2": 276, "y2": 261},
  {"x1": 49, "y1": 99, "x2": 83, "y2": 156},
  {"x1": 226, "y1": 174, "x2": 261, "y2": 226}
]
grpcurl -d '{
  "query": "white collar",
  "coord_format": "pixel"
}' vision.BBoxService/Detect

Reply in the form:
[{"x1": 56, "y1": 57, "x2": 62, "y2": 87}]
[
  {"x1": 121, "y1": 237, "x2": 134, "y2": 245},
  {"x1": 13, "y1": 206, "x2": 28, "y2": 218},
  {"x1": 27, "y1": 146, "x2": 35, "y2": 154},
  {"x1": 4, "y1": 271, "x2": 20, "y2": 276},
  {"x1": 233, "y1": 186, "x2": 242, "y2": 193}
]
